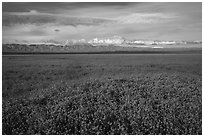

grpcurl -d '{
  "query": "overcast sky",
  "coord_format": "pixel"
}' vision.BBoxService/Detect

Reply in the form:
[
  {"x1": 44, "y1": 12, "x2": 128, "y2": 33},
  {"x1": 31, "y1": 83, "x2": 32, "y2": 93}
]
[{"x1": 2, "y1": 2, "x2": 202, "y2": 43}]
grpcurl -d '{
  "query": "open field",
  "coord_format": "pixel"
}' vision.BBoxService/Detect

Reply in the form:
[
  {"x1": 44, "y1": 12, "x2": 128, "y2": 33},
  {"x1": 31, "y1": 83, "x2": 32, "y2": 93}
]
[{"x1": 2, "y1": 53, "x2": 202, "y2": 135}]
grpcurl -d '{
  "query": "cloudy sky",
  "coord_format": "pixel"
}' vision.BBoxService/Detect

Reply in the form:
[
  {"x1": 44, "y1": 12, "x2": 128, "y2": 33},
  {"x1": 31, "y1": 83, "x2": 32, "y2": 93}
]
[{"x1": 2, "y1": 2, "x2": 202, "y2": 43}]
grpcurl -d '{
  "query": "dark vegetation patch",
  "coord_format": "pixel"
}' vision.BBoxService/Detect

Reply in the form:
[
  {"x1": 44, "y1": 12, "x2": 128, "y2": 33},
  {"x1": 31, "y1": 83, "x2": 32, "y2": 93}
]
[
  {"x1": 2, "y1": 73, "x2": 202, "y2": 135},
  {"x1": 2, "y1": 54, "x2": 202, "y2": 135}
]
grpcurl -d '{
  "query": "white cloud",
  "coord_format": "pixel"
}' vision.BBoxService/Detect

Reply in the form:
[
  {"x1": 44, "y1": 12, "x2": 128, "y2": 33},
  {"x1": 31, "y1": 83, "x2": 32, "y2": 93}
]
[{"x1": 116, "y1": 13, "x2": 177, "y2": 24}]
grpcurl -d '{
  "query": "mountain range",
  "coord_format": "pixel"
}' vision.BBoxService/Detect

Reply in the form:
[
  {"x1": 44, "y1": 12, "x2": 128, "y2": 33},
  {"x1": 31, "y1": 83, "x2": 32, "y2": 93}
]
[{"x1": 3, "y1": 36, "x2": 202, "y2": 53}]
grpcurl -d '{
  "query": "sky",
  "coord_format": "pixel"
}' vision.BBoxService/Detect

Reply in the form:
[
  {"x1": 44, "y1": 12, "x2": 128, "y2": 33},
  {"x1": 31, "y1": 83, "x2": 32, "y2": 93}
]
[{"x1": 2, "y1": 2, "x2": 202, "y2": 43}]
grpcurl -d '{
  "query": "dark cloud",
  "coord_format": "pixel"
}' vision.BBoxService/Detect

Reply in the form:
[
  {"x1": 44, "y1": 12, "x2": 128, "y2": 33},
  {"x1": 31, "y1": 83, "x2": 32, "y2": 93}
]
[
  {"x1": 2, "y1": 12, "x2": 114, "y2": 26},
  {"x1": 3, "y1": 2, "x2": 71, "y2": 13},
  {"x1": 3, "y1": 2, "x2": 139, "y2": 14},
  {"x1": 66, "y1": 2, "x2": 140, "y2": 9},
  {"x1": 3, "y1": 13, "x2": 56, "y2": 26},
  {"x1": 54, "y1": 29, "x2": 60, "y2": 32}
]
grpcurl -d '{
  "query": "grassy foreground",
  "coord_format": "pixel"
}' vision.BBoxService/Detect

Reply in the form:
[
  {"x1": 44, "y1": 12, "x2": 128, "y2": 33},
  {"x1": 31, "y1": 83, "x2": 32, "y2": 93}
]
[{"x1": 2, "y1": 54, "x2": 202, "y2": 135}]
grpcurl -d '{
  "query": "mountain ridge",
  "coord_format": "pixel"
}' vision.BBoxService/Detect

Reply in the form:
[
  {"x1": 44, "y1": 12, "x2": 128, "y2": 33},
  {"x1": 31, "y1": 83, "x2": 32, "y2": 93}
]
[
  {"x1": 2, "y1": 36, "x2": 202, "y2": 53},
  {"x1": 4, "y1": 35, "x2": 202, "y2": 46}
]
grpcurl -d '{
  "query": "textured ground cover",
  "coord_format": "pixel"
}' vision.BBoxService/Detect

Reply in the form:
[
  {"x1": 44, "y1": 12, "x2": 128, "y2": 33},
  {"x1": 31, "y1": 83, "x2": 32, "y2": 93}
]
[{"x1": 2, "y1": 54, "x2": 202, "y2": 134}]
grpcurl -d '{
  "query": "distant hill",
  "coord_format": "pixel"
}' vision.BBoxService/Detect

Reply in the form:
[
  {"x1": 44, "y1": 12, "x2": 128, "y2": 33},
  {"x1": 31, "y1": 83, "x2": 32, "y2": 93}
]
[{"x1": 2, "y1": 36, "x2": 202, "y2": 53}]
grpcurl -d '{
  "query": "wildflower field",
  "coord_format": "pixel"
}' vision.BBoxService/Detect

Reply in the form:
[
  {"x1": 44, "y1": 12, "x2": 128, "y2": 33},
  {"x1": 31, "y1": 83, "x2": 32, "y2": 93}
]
[{"x1": 2, "y1": 53, "x2": 202, "y2": 135}]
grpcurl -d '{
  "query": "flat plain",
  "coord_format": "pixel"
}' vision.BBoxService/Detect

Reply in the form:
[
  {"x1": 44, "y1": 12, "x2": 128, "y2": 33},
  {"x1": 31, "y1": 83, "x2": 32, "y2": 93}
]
[{"x1": 2, "y1": 52, "x2": 202, "y2": 134}]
